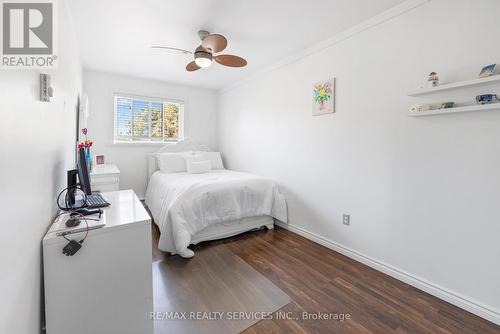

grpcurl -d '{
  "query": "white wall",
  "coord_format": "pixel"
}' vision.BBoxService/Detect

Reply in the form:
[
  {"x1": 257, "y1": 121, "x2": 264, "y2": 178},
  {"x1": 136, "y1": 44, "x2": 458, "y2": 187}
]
[
  {"x1": 83, "y1": 71, "x2": 217, "y2": 198},
  {"x1": 217, "y1": 0, "x2": 500, "y2": 324},
  {"x1": 0, "y1": 1, "x2": 82, "y2": 333}
]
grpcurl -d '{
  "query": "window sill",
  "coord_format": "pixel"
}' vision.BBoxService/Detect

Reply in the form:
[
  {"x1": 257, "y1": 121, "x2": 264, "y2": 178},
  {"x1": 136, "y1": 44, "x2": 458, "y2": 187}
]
[{"x1": 110, "y1": 140, "x2": 181, "y2": 147}]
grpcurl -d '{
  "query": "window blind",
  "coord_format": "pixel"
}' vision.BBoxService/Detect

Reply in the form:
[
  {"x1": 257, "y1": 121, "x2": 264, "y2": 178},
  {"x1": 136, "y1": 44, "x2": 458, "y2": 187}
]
[{"x1": 114, "y1": 95, "x2": 183, "y2": 143}]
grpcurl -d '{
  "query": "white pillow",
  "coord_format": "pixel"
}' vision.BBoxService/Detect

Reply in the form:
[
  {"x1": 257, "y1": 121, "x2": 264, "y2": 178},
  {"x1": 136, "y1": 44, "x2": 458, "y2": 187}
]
[
  {"x1": 157, "y1": 152, "x2": 190, "y2": 173},
  {"x1": 186, "y1": 160, "x2": 212, "y2": 174},
  {"x1": 194, "y1": 151, "x2": 224, "y2": 169}
]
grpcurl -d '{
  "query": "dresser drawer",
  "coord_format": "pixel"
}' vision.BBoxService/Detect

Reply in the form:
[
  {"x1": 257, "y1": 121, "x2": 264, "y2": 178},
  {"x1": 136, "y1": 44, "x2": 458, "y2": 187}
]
[
  {"x1": 90, "y1": 164, "x2": 120, "y2": 193},
  {"x1": 92, "y1": 182, "x2": 119, "y2": 193},
  {"x1": 91, "y1": 174, "x2": 119, "y2": 186}
]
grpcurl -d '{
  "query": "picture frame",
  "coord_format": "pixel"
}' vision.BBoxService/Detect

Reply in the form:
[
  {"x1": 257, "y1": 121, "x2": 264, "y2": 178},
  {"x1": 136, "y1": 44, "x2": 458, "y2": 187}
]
[
  {"x1": 93, "y1": 154, "x2": 106, "y2": 166},
  {"x1": 312, "y1": 78, "x2": 335, "y2": 116},
  {"x1": 479, "y1": 64, "x2": 496, "y2": 78}
]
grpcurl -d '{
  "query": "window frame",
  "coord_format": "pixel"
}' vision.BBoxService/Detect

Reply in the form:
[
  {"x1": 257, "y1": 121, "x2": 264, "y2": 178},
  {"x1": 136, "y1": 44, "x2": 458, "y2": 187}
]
[{"x1": 113, "y1": 93, "x2": 185, "y2": 145}]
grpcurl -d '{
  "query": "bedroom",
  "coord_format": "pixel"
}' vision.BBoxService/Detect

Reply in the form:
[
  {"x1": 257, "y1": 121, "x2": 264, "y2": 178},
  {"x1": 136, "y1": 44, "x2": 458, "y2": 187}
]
[{"x1": 1, "y1": 0, "x2": 500, "y2": 333}]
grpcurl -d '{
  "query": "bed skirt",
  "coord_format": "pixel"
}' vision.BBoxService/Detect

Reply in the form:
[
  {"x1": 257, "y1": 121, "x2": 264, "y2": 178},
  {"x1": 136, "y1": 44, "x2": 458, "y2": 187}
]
[{"x1": 190, "y1": 215, "x2": 275, "y2": 245}]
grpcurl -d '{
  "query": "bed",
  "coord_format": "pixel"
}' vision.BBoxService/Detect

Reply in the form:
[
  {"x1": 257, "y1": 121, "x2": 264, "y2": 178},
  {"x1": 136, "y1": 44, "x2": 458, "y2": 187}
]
[{"x1": 144, "y1": 140, "x2": 287, "y2": 258}]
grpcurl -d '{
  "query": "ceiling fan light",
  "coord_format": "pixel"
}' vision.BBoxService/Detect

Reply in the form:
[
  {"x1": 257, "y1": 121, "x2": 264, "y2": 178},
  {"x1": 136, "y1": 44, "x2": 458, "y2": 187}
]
[
  {"x1": 195, "y1": 56, "x2": 212, "y2": 68},
  {"x1": 194, "y1": 49, "x2": 212, "y2": 68}
]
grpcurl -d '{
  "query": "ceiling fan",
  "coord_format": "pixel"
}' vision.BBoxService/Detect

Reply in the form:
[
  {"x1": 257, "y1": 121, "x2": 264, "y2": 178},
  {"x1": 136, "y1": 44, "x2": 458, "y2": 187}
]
[{"x1": 152, "y1": 30, "x2": 247, "y2": 72}]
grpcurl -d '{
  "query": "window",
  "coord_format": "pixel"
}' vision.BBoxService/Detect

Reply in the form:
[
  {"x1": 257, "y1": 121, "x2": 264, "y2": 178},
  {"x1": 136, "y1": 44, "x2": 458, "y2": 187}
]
[{"x1": 114, "y1": 95, "x2": 184, "y2": 143}]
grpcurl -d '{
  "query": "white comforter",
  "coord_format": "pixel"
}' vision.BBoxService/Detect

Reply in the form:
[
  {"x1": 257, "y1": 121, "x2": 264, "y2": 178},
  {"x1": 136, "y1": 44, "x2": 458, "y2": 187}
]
[{"x1": 145, "y1": 169, "x2": 287, "y2": 257}]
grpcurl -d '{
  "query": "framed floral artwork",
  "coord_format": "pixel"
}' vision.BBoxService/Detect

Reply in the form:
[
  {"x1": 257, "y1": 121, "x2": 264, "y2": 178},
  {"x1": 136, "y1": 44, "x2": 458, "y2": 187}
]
[{"x1": 312, "y1": 78, "x2": 335, "y2": 116}]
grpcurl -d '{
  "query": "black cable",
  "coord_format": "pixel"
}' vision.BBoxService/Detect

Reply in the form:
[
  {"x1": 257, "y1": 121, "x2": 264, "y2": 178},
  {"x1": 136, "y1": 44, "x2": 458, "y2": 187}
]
[
  {"x1": 60, "y1": 212, "x2": 89, "y2": 244},
  {"x1": 56, "y1": 185, "x2": 87, "y2": 211},
  {"x1": 52, "y1": 210, "x2": 89, "y2": 241},
  {"x1": 54, "y1": 187, "x2": 92, "y2": 256}
]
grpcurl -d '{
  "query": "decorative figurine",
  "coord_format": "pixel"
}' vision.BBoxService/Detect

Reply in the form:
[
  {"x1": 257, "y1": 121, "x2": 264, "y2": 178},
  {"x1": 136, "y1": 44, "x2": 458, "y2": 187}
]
[
  {"x1": 428, "y1": 72, "x2": 439, "y2": 87},
  {"x1": 410, "y1": 104, "x2": 430, "y2": 113},
  {"x1": 479, "y1": 64, "x2": 496, "y2": 78},
  {"x1": 476, "y1": 94, "x2": 498, "y2": 104},
  {"x1": 440, "y1": 102, "x2": 455, "y2": 109}
]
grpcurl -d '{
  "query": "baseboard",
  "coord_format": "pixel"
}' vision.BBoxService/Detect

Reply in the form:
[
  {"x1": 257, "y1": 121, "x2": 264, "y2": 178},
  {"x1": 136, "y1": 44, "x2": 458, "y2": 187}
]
[{"x1": 275, "y1": 221, "x2": 500, "y2": 326}]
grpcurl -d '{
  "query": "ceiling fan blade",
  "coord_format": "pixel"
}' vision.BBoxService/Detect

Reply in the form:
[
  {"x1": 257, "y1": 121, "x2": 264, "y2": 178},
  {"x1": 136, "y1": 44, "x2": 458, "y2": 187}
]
[
  {"x1": 214, "y1": 55, "x2": 247, "y2": 67},
  {"x1": 151, "y1": 46, "x2": 192, "y2": 54},
  {"x1": 202, "y1": 34, "x2": 227, "y2": 53},
  {"x1": 186, "y1": 61, "x2": 201, "y2": 72}
]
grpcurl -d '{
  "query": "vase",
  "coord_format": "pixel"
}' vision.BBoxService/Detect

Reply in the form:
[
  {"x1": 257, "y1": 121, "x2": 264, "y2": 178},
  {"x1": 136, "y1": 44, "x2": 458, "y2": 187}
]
[{"x1": 85, "y1": 148, "x2": 92, "y2": 171}]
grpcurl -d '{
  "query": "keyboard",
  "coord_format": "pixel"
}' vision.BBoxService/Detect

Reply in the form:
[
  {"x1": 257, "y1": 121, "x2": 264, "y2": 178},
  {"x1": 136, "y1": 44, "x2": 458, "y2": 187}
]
[{"x1": 85, "y1": 193, "x2": 111, "y2": 208}]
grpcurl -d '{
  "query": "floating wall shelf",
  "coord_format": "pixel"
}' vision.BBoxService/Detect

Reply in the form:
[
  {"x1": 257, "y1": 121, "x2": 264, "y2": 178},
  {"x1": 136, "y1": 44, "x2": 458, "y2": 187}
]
[
  {"x1": 408, "y1": 75, "x2": 500, "y2": 97},
  {"x1": 408, "y1": 103, "x2": 500, "y2": 117}
]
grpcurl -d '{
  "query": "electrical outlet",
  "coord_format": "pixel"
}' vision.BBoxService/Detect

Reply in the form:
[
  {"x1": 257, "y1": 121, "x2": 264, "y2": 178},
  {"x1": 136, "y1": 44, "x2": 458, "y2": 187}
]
[{"x1": 343, "y1": 214, "x2": 350, "y2": 226}]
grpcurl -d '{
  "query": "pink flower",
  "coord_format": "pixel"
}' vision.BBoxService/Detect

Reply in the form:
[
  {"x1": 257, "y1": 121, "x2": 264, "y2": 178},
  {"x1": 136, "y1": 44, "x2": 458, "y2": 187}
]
[{"x1": 82, "y1": 128, "x2": 88, "y2": 135}]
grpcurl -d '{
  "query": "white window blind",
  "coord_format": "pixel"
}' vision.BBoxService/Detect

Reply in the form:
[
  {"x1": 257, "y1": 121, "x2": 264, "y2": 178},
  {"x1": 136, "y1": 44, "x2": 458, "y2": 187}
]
[{"x1": 114, "y1": 95, "x2": 184, "y2": 143}]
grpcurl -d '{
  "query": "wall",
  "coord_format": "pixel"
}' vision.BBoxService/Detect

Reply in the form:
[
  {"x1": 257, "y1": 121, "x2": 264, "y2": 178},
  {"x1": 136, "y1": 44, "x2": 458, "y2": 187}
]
[
  {"x1": 83, "y1": 71, "x2": 217, "y2": 198},
  {"x1": 217, "y1": 0, "x2": 500, "y2": 324},
  {"x1": 0, "y1": 1, "x2": 83, "y2": 333}
]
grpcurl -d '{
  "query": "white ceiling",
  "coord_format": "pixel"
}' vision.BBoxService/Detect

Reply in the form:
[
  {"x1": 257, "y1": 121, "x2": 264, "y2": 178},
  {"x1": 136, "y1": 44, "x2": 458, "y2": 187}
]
[{"x1": 68, "y1": 0, "x2": 406, "y2": 89}]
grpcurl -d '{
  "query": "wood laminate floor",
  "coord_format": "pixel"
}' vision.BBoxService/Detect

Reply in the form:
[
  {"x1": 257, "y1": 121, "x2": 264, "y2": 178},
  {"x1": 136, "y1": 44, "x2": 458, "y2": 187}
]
[
  {"x1": 152, "y1": 225, "x2": 500, "y2": 334},
  {"x1": 153, "y1": 244, "x2": 290, "y2": 334}
]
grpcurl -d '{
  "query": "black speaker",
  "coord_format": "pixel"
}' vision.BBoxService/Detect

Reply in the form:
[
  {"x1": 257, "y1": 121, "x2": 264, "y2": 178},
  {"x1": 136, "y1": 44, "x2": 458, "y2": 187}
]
[{"x1": 67, "y1": 169, "x2": 78, "y2": 205}]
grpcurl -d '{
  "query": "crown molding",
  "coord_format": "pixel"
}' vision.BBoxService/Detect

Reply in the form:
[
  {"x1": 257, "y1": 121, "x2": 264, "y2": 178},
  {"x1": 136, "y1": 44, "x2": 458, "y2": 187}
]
[{"x1": 219, "y1": 0, "x2": 432, "y2": 94}]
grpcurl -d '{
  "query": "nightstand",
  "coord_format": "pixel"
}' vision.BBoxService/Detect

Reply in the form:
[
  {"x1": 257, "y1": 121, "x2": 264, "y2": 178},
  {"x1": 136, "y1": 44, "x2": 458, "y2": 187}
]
[{"x1": 90, "y1": 164, "x2": 120, "y2": 192}]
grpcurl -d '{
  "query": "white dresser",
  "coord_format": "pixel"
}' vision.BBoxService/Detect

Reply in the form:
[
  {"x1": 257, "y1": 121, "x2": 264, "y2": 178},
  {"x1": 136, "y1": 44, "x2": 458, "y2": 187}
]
[
  {"x1": 43, "y1": 190, "x2": 153, "y2": 334},
  {"x1": 90, "y1": 164, "x2": 120, "y2": 192}
]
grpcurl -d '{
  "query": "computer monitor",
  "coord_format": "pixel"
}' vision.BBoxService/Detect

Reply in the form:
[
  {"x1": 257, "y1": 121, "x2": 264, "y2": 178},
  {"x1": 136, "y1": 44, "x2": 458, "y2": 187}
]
[{"x1": 77, "y1": 148, "x2": 92, "y2": 195}]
